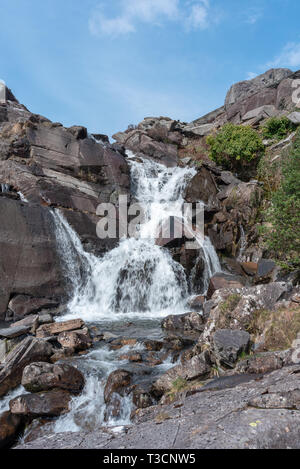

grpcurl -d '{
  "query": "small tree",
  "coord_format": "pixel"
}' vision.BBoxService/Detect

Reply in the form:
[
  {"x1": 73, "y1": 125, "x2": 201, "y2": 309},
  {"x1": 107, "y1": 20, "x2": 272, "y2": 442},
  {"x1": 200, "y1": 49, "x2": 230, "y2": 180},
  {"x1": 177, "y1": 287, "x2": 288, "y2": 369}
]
[
  {"x1": 206, "y1": 123, "x2": 265, "y2": 175},
  {"x1": 262, "y1": 129, "x2": 300, "y2": 270},
  {"x1": 262, "y1": 116, "x2": 296, "y2": 141}
]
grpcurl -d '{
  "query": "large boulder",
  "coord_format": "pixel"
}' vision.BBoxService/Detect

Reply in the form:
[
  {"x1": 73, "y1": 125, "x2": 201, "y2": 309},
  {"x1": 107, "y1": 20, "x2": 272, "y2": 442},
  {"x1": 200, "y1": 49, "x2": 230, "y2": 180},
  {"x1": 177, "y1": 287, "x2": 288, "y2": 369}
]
[
  {"x1": 9, "y1": 390, "x2": 71, "y2": 418},
  {"x1": 0, "y1": 336, "x2": 53, "y2": 397},
  {"x1": 0, "y1": 198, "x2": 65, "y2": 319},
  {"x1": 212, "y1": 329, "x2": 251, "y2": 368},
  {"x1": 7, "y1": 295, "x2": 58, "y2": 321},
  {"x1": 184, "y1": 167, "x2": 220, "y2": 212},
  {"x1": 22, "y1": 362, "x2": 85, "y2": 394},
  {"x1": 57, "y1": 328, "x2": 92, "y2": 351}
]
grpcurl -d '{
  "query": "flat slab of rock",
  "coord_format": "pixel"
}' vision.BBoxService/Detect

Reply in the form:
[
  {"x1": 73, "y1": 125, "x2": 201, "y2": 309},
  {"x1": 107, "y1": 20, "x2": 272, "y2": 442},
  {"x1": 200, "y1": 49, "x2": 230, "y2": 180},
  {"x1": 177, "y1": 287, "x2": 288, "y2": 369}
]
[
  {"x1": 36, "y1": 319, "x2": 84, "y2": 338},
  {"x1": 22, "y1": 362, "x2": 85, "y2": 394},
  {"x1": 9, "y1": 390, "x2": 71, "y2": 417},
  {"x1": 0, "y1": 337, "x2": 53, "y2": 398},
  {"x1": 0, "y1": 325, "x2": 31, "y2": 339},
  {"x1": 15, "y1": 365, "x2": 300, "y2": 449}
]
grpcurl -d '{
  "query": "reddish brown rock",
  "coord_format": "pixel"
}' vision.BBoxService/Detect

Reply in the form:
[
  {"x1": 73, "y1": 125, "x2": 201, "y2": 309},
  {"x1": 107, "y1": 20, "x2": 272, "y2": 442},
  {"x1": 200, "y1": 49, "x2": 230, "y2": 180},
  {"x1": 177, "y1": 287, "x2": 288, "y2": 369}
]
[
  {"x1": 207, "y1": 273, "x2": 244, "y2": 300},
  {"x1": 36, "y1": 319, "x2": 85, "y2": 338},
  {"x1": 104, "y1": 369, "x2": 132, "y2": 404},
  {"x1": 241, "y1": 262, "x2": 258, "y2": 276}
]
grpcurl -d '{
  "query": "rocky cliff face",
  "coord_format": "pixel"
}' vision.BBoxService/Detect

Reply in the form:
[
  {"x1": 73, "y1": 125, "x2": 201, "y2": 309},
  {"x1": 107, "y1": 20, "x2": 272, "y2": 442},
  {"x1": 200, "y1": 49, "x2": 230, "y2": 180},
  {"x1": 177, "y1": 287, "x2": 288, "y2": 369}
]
[{"x1": 0, "y1": 86, "x2": 131, "y2": 318}]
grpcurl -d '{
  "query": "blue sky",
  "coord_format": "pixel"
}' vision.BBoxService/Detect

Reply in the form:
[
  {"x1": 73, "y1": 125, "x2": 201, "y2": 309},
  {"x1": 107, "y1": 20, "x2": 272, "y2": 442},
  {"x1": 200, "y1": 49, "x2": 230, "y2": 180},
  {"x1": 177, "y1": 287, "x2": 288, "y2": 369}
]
[{"x1": 1, "y1": 0, "x2": 300, "y2": 138}]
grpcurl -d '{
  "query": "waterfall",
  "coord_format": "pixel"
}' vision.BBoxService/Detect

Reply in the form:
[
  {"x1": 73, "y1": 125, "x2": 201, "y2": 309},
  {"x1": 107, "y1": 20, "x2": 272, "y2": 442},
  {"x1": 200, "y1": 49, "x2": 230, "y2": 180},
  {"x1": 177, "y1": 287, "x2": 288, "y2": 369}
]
[
  {"x1": 52, "y1": 154, "x2": 220, "y2": 322},
  {"x1": 48, "y1": 153, "x2": 222, "y2": 434}
]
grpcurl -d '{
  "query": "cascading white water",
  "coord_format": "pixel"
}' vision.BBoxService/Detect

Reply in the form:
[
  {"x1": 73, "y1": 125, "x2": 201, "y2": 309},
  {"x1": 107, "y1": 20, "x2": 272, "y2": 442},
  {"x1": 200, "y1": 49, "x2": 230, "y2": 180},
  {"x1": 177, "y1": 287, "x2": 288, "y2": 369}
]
[
  {"x1": 53, "y1": 153, "x2": 220, "y2": 321},
  {"x1": 49, "y1": 152, "x2": 222, "y2": 433}
]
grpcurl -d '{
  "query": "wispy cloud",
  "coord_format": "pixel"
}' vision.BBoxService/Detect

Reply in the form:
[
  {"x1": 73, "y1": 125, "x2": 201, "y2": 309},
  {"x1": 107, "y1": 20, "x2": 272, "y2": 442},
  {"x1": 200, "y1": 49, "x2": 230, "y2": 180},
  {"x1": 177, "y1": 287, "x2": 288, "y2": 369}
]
[
  {"x1": 267, "y1": 42, "x2": 300, "y2": 68},
  {"x1": 89, "y1": 0, "x2": 212, "y2": 37},
  {"x1": 244, "y1": 7, "x2": 263, "y2": 25}
]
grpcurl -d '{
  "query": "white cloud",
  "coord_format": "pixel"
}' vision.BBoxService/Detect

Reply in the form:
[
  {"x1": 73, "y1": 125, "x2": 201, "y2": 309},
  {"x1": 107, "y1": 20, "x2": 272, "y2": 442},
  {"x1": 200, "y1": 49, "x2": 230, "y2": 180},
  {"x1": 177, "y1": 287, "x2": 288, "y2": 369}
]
[
  {"x1": 89, "y1": 0, "x2": 212, "y2": 37},
  {"x1": 185, "y1": 1, "x2": 210, "y2": 31},
  {"x1": 267, "y1": 42, "x2": 300, "y2": 68}
]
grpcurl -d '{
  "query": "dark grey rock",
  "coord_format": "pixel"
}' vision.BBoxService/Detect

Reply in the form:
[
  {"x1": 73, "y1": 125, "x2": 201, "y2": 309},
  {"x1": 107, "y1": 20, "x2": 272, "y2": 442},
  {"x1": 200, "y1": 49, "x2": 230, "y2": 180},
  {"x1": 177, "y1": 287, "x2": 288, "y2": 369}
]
[{"x1": 212, "y1": 329, "x2": 251, "y2": 368}]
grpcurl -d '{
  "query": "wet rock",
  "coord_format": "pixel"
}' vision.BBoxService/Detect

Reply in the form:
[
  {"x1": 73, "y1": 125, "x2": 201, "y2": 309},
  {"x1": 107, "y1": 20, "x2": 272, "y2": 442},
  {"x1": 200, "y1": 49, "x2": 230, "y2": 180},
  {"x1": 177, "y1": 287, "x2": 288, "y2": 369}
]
[
  {"x1": 187, "y1": 295, "x2": 205, "y2": 311},
  {"x1": 57, "y1": 328, "x2": 92, "y2": 351},
  {"x1": 22, "y1": 362, "x2": 85, "y2": 394},
  {"x1": 109, "y1": 338, "x2": 138, "y2": 351},
  {"x1": 104, "y1": 369, "x2": 133, "y2": 404},
  {"x1": 207, "y1": 273, "x2": 244, "y2": 299},
  {"x1": 0, "y1": 411, "x2": 24, "y2": 449},
  {"x1": 132, "y1": 384, "x2": 154, "y2": 409},
  {"x1": 119, "y1": 353, "x2": 143, "y2": 363},
  {"x1": 162, "y1": 312, "x2": 204, "y2": 337},
  {"x1": 0, "y1": 336, "x2": 53, "y2": 397},
  {"x1": 9, "y1": 390, "x2": 71, "y2": 417},
  {"x1": 152, "y1": 353, "x2": 211, "y2": 397},
  {"x1": 212, "y1": 329, "x2": 251, "y2": 368},
  {"x1": 36, "y1": 319, "x2": 85, "y2": 338},
  {"x1": 143, "y1": 340, "x2": 163, "y2": 352}
]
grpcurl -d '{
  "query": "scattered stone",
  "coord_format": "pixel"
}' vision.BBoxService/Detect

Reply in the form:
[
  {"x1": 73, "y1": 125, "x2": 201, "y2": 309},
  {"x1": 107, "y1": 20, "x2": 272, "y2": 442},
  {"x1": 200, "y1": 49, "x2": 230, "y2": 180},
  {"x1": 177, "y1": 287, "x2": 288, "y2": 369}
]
[
  {"x1": 9, "y1": 390, "x2": 71, "y2": 418},
  {"x1": 22, "y1": 362, "x2": 85, "y2": 394},
  {"x1": 212, "y1": 329, "x2": 251, "y2": 368},
  {"x1": 36, "y1": 319, "x2": 85, "y2": 338}
]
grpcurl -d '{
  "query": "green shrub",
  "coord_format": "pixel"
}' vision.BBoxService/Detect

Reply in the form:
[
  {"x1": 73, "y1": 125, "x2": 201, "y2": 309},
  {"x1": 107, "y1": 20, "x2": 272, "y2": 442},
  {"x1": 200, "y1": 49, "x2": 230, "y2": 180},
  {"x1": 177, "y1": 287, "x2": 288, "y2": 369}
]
[
  {"x1": 262, "y1": 116, "x2": 296, "y2": 141},
  {"x1": 261, "y1": 129, "x2": 300, "y2": 270},
  {"x1": 206, "y1": 123, "x2": 265, "y2": 172}
]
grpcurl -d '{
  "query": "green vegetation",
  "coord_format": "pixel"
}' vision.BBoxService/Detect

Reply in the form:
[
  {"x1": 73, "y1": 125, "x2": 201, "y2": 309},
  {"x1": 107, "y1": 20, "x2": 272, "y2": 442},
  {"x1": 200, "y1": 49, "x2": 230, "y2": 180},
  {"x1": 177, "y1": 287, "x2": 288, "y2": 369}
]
[
  {"x1": 172, "y1": 377, "x2": 188, "y2": 393},
  {"x1": 206, "y1": 123, "x2": 265, "y2": 172},
  {"x1": 219, "y1": 294, "x2": 242, "y2": 315},
  {"x1": 262, "y1": 116, "x2": 296, "y2": 141},
  {"x1": 260, "y1": 129, "x2": 300, "y2": 270}
]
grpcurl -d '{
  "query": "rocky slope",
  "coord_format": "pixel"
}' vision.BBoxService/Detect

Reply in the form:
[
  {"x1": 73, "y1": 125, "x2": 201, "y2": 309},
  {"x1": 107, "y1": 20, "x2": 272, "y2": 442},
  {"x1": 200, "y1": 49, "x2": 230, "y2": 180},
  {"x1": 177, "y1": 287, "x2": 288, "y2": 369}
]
[{"x1": 0, "y1": 68, "x2": 300, "y2": 449}]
